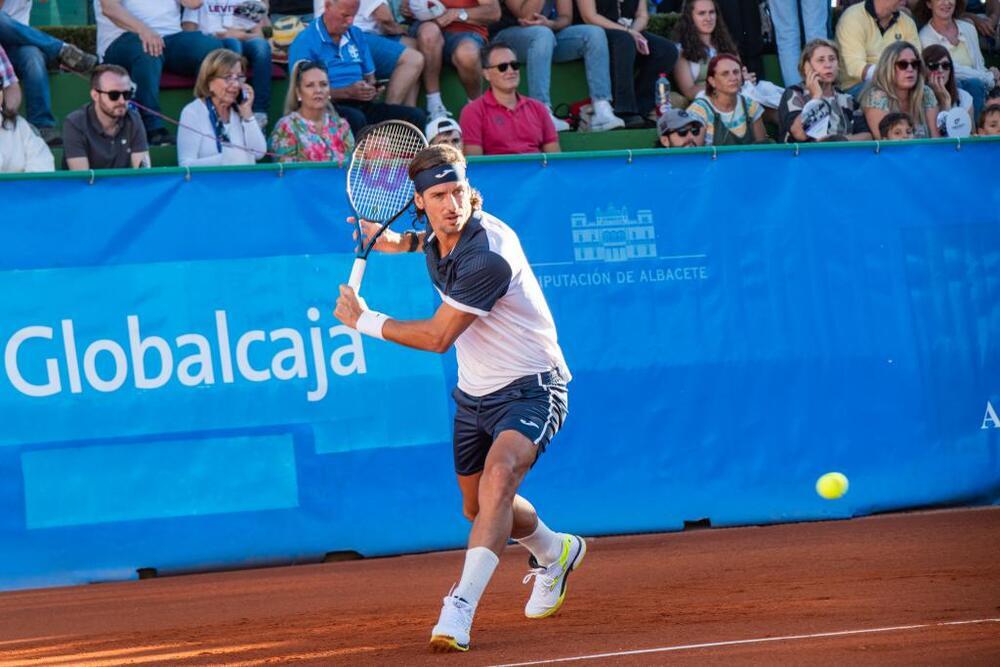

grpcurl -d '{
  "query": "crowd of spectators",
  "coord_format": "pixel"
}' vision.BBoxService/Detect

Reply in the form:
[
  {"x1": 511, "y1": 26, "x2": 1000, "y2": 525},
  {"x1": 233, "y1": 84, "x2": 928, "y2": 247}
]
[{"x1": 1, "y1": 0, "x2": 999, "y2": 173}]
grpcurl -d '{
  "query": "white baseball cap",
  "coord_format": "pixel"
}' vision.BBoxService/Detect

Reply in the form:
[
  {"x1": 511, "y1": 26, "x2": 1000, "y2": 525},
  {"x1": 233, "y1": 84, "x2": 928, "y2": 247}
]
[{"x1": 425, "y1": 116, "x2": 462, "y2": 142}]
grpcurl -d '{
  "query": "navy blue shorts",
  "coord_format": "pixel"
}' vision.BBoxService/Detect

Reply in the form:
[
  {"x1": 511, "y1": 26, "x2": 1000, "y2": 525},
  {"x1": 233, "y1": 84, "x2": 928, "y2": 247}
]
[{"x1": 451, "y1": 369, "x2": 569, "y2": 476}]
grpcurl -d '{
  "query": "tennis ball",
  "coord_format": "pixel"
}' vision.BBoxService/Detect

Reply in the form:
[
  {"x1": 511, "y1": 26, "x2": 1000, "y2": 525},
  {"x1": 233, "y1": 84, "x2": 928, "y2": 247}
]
[{"x1": 816, "y1": 472, "x2": 849, "y2": 500}]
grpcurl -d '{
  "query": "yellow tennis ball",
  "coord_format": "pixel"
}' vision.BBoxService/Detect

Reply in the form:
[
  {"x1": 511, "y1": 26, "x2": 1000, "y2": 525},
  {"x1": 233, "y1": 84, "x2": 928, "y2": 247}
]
[{"x1": 816, "y1": 472, "x2": 849, "y2": 500}]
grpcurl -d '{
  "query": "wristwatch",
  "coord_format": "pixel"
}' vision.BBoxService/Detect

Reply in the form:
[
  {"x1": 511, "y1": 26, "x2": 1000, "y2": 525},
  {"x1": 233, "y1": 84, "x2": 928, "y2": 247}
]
[{"x1": 458, "y1": 8, "x2": 469, "y2": 21}]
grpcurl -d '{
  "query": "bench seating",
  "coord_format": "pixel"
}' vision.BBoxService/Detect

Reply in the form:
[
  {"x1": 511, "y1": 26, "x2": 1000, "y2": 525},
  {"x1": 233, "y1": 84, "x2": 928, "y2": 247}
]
[{"x1": 46, "y1": 55, "x2": 788, "y2": 166}]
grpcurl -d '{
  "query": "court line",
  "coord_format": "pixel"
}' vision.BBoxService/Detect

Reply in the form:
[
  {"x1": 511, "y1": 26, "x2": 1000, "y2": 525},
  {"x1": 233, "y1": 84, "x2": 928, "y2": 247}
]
[{"x1": 489, "y1": 617, "x2": 1000, "y2": 666}]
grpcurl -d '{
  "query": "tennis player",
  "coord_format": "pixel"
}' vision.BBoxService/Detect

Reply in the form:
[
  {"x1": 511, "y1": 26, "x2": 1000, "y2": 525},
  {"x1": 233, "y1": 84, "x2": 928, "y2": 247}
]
[{"x1": 334, "y1": 144, "x2": 585, "y2": 653}]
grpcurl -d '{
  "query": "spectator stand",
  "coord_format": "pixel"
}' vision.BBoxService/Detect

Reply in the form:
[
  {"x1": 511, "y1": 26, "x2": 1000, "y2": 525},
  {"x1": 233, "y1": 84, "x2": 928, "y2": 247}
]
[{"x1": 35, "y1": 7, "x2": 997, "y2": 169}]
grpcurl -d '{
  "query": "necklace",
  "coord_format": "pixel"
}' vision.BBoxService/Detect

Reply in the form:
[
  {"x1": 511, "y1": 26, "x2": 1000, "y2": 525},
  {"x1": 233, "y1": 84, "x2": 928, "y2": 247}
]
[{"x1": 937, "y1": 19, "x2": 959, "y2": 44}]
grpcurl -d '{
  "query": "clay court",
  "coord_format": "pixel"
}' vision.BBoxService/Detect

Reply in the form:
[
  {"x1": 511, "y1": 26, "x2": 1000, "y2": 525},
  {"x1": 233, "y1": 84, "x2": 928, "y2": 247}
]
[{"x1": 2, "y1": 507, "x2": 998, "y2": 666}]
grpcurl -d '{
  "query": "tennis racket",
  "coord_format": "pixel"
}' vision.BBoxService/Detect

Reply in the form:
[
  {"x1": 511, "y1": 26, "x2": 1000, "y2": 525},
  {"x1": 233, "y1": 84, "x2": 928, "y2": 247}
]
[{"x1": 345, "y1": 120, "x2": 428, "y2": 293}]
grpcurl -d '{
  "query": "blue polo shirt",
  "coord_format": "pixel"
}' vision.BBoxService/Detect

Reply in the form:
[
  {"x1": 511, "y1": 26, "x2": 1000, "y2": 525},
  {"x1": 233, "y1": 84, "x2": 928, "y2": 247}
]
[{"x1": 288, "y1": 18, "x2": 375, "y2": 89}]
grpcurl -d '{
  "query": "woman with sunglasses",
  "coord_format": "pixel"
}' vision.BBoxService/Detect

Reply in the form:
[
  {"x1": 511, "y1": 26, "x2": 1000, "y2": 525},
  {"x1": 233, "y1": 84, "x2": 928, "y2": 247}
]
[
  {"x1": 0, "y1": 51, "x2": 53, "y2": 173},
  {"x1": 177, "y1": 48, "x2": 267, "y2": 167},
  {"x1": 916, "y1": 0, "x2": 999, "y2": 118},
  {"x1": 777, "y1": 39, "x2": 869, "y2": 143},
  {"x1": 270, "y1": 60, "x2": 354, "y2": 165},
  {"x1": 861, "y1": 41, "x2": 941, "y2": 139},
  {"x1": 685, "y1": 53, "x2": 767, "y2": 145},
  {"x1": 923, "y1": 44, "x2": 975, "y2": 132}
]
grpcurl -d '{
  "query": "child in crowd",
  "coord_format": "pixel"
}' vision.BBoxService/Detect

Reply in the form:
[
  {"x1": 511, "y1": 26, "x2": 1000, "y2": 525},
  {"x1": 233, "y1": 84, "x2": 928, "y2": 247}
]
[
  {"x1": 977, "y1": 104, "x2": 1000, "y2": 135},
  {"x1": 879, "y1": 112, "x2": 915, "y2": 140}
]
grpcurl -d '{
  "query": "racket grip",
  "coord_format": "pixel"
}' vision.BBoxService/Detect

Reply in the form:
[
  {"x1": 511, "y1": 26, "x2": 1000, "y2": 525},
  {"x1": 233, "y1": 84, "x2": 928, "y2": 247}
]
[{"x1": 348, "y1": 258, "x2": 367, "y2": 293}]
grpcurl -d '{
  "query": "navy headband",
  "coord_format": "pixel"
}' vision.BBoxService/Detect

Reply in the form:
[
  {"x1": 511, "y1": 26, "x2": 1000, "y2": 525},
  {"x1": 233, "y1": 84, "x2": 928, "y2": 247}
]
[{"x1": 412, "y1": 162, "x2": 466, "y2": 195}]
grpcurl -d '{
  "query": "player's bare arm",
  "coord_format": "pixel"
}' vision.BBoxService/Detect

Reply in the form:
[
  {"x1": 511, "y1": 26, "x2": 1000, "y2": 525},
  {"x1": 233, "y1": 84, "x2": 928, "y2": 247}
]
[
  {"x1": 349, "y1": 216, "x2": 424, "y2": 254},
  {"x1": 334, "y1": 286, "x2": 477, "y2": 353}
]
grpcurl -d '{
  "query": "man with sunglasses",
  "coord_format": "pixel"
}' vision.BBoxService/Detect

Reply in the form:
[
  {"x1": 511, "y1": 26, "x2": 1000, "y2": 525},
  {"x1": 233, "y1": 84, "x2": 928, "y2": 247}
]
[
  {"x1": 97, "y1": 0, "x2": 226, "y2": 147},
  {"x1": 62, "y1": 64, "x2": 150, "y2": 170},
  {"x1": 656, "y1": 108, "x2": 706, "y2": 148},
  {"x1": 460, "y1": 41, "x2": 560, "y2": 155}
]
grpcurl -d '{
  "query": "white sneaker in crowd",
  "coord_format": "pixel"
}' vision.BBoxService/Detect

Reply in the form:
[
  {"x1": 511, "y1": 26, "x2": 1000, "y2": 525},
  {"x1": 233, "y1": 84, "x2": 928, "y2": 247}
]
[
  {"x1": 428, "y1": 105, "x2": 451, "y2": 121},
  {"x1": 522, "y1": 534, "x2": 587, "y2": 619},
  {"x1": 588, "y1": 100, "x2": 625, "y2": 132},
  {"x1": 429, "y1": 592, "x2": 474, "y2": 652},
  {"x1": 548, "y1": 108, "x2": 572, "y2": 132}
]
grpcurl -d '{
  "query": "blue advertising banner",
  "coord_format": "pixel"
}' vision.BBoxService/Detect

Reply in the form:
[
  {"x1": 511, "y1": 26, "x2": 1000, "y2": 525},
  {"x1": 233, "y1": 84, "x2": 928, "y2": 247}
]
[{"x1": 1, "y1": 141, "x2": 998, "y2": 591}]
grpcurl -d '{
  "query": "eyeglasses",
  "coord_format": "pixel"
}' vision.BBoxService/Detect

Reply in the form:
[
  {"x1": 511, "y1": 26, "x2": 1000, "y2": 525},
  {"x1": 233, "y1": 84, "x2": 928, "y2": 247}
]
[
  {"x1": 217, "y1": 74, "x2": 247, "y2": 84},
  {"x1": 669, "y1": 124, "x2": 703, "y2": 138},
  {"x1": 487, "y1": 61, "x2": 520, "y2": 73},
  {"x1": 95, "y1": 88, "x2": 134, "y2": 101},
  {"x1": 927, "y1": 61, "x2": 952, "y2": 71},
  {"x1": 895, "y1": 59, "x2": 921, "y2": 71}
]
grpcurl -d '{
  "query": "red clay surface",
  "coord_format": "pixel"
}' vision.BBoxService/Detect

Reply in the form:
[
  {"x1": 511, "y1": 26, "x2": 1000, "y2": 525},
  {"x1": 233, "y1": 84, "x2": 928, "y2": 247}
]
[{"x1": 1, "y1": 507, "x2": 999, "y2": 666}]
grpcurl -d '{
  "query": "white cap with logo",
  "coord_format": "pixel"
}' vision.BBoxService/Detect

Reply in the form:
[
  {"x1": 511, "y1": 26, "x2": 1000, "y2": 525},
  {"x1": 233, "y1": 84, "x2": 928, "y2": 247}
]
[{"x1": 425, "y1": 116, "x2": 462, "y2": 142}]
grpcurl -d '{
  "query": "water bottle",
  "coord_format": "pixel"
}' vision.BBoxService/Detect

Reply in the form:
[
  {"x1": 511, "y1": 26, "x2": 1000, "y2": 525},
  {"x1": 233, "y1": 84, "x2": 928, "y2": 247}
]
[{"x1": 655, "y1": 72, "x2": 671, "y2": 117}]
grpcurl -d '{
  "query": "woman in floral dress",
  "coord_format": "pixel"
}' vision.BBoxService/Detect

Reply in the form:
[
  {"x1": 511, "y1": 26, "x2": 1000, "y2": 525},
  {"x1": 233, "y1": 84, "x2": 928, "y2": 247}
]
[{"x1": 270, "y1": 60, "x2": 354, "y2": 164}]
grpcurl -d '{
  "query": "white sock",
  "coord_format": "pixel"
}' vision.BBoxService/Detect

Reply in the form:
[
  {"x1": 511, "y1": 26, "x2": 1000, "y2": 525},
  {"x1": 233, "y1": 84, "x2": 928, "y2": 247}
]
[
  {"x1": 515, "y1": 518, "x2": 564, "y2": 567},
  {"x1": 426, "y1": 92, "x2": 444, "y2": 110},
  {"x1": 452, "y1": 546, "x2": 499, "y2": 608}
]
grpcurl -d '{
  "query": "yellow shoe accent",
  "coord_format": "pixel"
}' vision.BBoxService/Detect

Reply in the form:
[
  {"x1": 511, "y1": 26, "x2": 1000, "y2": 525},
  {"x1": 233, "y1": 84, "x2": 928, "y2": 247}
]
[
  {"x1": 429, "y1": 634, "x2": 470, "y2": 652},
  {"x1": 524, "y1": 535, "x2": 587, "y2": 619}
]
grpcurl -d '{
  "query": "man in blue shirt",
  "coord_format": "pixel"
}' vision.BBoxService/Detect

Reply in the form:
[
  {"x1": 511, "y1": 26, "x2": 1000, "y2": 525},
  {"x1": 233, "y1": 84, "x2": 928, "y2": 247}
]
[{"x1": 289, "y1": 0, "x2": 425, "y2": 134}]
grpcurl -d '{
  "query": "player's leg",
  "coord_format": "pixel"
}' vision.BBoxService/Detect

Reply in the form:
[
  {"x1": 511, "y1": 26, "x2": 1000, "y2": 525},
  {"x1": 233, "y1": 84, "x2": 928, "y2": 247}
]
[
  {"x1": 430, "y1": 387, "x2": 493, "y2": 653},
  {"x1": 465, "y1": 428, "x2": 585, "y2": 620},
  {"x1": 459, "y1": 469, "x2": 584, "y2": 620},
  {"x1": 483, "y1": 370, "x2": 583, "y2": 619},
  {"x1": 430, "y1": 430, "x2": 536, "y2": 653},
  {"x1": 467, "y1": 430, "x2": 538, "y2": 553},
  {"x1": 460, "y1": 475, "x2": 562, "y2": 591},
  {"x1": 458, "y1": 474, "x2": 537, "y2": 533}
]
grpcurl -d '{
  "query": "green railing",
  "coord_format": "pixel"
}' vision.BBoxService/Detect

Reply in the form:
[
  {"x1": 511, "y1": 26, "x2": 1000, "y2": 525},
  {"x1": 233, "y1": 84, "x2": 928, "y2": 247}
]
[{"x1": 3, "y1": 135, "x2": 996, "y2": 184}]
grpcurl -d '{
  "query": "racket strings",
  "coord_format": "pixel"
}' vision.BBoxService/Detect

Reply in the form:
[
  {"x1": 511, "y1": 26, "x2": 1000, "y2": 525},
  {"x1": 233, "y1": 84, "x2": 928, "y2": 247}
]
[{"x1": 348, "y1": 122, "x2": 425, "y2": 222}]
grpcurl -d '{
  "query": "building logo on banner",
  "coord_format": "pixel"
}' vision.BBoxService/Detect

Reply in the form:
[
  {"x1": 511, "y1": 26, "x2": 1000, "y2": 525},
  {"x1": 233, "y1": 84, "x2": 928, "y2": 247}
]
[
  {"x1": 3, "y1": 308, "x2": 363, "y2": 403},
  {"x1": 571, "y1": 206, "x2": 657, "y2": 262},
  {"x1": 533, "y1": 205, "x2": 709, "y2": 288}
]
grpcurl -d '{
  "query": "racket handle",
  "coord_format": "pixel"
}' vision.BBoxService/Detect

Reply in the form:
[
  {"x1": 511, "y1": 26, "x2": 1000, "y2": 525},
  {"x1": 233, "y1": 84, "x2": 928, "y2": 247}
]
[{"x1": 348, "y1": 258, "x2": 367, "y2": 293}]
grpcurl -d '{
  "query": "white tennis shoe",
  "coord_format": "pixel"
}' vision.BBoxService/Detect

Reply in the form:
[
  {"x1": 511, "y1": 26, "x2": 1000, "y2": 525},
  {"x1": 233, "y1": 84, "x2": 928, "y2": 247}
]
[
  {"x1": 429, "y1": 591, "x2": 474, "y2": 652},
  {"x1": 522, "y1": 534, "x2": 587, "y2": 619}
]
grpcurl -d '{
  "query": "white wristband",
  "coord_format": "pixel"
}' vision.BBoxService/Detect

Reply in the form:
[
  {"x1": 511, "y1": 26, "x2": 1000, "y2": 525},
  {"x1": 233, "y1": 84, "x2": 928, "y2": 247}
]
[{"x1": 356, "y1": 309, "x2": 389, "y2": 340}]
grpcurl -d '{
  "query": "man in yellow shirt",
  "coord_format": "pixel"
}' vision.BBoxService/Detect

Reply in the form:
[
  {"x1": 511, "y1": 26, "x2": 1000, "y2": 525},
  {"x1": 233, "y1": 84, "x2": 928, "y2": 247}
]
[{"x1": 836, "y1": 0, "x2": 921, "y2": 94}]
